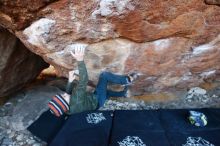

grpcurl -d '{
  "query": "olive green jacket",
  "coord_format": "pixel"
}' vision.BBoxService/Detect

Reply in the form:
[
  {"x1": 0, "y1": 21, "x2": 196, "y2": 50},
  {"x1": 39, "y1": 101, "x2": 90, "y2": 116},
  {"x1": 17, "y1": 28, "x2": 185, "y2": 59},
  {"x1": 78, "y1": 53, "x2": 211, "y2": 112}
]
[{"x1": 66, "y1": 61, "x2": 98, "y2": 115}]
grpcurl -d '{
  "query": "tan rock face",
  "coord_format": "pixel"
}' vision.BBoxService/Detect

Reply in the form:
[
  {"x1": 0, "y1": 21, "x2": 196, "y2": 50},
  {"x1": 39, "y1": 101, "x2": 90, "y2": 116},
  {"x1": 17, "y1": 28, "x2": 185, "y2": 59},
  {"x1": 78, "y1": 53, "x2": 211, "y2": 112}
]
[
  {"x1": 0, "y1": 0, "x2": 220, "y2": 100},
  {"x1": 0, "y1": 28, "x2": 49, "y2": 98}
]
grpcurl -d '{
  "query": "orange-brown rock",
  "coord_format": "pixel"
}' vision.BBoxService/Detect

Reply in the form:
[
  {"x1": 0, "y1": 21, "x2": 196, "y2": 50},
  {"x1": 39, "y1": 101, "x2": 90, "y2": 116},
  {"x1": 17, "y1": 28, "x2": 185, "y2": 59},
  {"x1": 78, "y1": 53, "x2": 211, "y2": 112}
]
[
  {"x1": 0, "y1": 0, "x2": 57, "y2": 30},
  {"x1": 205, "y1": 0, "x2": 220, "y2": 5},
  {"x1": 0, "y1": 28, "x2": 49, "y2": 98},
  {"x1": 0, "y1": 0, "x2": 220, "y2": 99}
]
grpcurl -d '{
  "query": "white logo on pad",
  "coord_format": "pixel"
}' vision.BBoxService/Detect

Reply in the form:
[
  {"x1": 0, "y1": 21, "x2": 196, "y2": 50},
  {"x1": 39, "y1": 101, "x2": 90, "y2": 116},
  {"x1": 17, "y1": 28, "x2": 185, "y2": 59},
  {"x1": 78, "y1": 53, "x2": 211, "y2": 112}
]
[
  {"x1": 118, "y1": 136, "x2": 146, "y2": 146},
  {"x1": 86, "y1": 113, "x2": 106, "y2": 124},
  {"x1": 182, "y1": 137, "x2": 214, "y2": 146}
]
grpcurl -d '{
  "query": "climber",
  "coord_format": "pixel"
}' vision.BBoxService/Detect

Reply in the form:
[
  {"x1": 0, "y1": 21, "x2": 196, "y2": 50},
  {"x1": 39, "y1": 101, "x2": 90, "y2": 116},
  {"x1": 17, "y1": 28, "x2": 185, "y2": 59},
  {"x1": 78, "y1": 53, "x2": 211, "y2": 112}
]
[{"x1": 48, "y1": 44, "x2": 139, "y2": 117}]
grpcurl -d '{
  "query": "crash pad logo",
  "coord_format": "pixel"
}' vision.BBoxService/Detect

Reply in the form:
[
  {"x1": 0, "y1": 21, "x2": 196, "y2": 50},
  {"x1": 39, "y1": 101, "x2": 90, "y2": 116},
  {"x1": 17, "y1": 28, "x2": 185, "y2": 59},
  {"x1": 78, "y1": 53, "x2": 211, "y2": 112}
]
[
  {"x1": 182, "y1": 137, "x2": 215, "y2": 146},
  {"x1": 118, "y1": 136, "x2": 146, "y2": 146},
  {"x1": 86, "y1": 113, "x2": 106, "y2": 124}
]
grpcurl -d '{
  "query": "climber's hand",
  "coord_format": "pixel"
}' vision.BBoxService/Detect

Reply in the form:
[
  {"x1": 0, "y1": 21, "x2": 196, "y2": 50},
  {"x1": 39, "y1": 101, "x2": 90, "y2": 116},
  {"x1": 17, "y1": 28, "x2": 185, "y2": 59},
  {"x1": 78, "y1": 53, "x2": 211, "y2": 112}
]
[
  {"x1": 68, "y1": 70, "x2": 76, "y2": 82},
  {"x1": 70, "y1": 44, "x2": 87, "y2": 61}
]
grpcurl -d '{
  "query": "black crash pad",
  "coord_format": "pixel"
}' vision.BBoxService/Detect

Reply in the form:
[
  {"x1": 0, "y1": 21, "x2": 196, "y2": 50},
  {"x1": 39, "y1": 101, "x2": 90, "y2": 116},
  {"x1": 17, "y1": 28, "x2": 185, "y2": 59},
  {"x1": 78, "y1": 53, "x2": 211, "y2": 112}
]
[{"x1": 28, "y1": 109, "x2": 220, "y2": 146}]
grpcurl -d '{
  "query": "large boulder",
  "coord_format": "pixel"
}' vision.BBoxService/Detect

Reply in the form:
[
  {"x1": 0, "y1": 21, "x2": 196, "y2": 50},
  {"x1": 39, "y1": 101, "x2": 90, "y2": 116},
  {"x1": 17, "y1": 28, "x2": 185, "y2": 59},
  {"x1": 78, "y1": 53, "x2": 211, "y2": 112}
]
[
  {"x1": 0, "y1": 0, "x2": 220, "y2": 98},
  {"x1": 0, "y1": 28, "x2": 49, "y2": 98}
]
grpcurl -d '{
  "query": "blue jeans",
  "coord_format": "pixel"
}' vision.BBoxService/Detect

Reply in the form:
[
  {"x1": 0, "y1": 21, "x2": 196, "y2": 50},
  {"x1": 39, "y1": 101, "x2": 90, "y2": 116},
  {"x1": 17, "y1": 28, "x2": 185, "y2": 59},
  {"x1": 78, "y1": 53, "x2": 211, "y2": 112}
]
[{"x1": 94, "y1": 72, "x2": 129, "y2": 107}]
